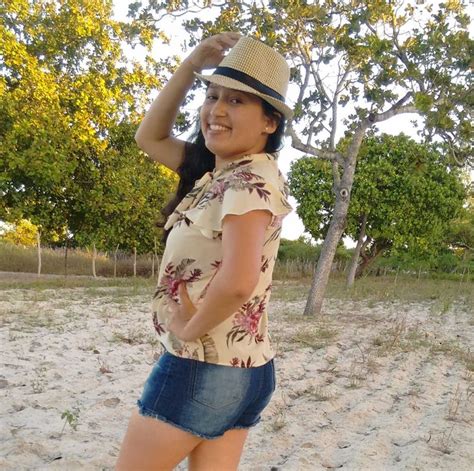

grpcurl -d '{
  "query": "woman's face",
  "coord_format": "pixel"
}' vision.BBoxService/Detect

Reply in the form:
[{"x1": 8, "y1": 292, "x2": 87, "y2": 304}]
[{"x1": 200, "y1": 84, "x2": 277, "y2": 161}]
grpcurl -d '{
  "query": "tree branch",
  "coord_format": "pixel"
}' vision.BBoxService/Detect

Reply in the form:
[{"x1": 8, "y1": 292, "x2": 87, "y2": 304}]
[
  {"x1": 330, "y1": 65, "x2": 351, "y2": 150},
  {"x1": 286, "y1": 124, "x2": 344, "y2": 164},
  {"x1": 368, "y1": 93, "x2": 417, "y2": 123}
]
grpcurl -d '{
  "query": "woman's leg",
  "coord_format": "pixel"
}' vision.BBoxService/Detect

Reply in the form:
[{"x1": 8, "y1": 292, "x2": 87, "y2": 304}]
[
  {"x1": 187, "y1": 428, "x2": 250, "y2": 471},
  {"x1": 115, "y1": 410, "x2": 203, "y2": 471}
]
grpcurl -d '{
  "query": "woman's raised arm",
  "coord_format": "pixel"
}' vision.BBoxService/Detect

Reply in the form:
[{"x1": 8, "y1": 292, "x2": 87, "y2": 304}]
[{"x1": 134, "y1": 32, "x2": 241, "y2": 173}]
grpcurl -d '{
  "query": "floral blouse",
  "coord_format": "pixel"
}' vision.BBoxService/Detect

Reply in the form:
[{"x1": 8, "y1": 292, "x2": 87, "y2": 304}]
[{"x1": 151, "y1": 151, "x2": 293, "y2": 368}]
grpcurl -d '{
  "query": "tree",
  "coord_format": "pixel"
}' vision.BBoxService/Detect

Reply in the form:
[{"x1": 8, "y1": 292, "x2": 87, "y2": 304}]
[
  {"x1": 288, "y1": 134, "x2": 467, "y2": 285},
  {"x1": 73, "y1": 120, "x2": 177, "y2": 254},
  {"x1": 0, "y1": 0, "x2": 175, "y2": 253},
  {"x1": 129, "y1": 0, "x2": 472, "y2": 313},
  {"x1": 1, "y1": 219, "x2": 38, "y2": 246},
  {"x1": 445, "y1": 203, "x2": 474, "y2": 256}
]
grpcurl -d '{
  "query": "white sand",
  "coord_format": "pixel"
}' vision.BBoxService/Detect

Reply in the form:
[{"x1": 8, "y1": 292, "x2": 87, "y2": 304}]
[{"x1": 0, "y1": 280, "x2": 472, "y2": 470}]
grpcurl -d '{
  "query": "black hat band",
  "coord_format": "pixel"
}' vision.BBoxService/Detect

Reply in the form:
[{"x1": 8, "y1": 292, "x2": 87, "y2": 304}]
[{"x1": 212, "y1": 66, "x2": 285, "y2": 103}]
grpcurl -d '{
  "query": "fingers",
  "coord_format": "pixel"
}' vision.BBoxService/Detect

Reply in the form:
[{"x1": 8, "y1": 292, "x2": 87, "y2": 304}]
[{"x1": 214, "y1": 31, "x2": 241, "y2": 50}]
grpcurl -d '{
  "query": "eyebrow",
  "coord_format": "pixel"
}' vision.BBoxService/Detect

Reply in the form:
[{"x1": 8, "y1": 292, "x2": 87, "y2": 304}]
[{"x1": 206, "y1": 84, "x2": 247, "y2": 96}]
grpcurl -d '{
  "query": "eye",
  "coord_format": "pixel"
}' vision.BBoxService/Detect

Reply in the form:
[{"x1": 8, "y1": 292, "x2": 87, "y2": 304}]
[
  {"x1": 205, "y1": 94, "x2": 217, "y2": 101},
  {"x1": 230, "y1": 97, "x2": 242, "y2": 104}
]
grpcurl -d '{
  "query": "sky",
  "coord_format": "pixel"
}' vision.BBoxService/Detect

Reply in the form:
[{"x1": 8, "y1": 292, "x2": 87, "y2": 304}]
[{"x1": 112, "y1": 1, "x2": 471, "y2": 246}]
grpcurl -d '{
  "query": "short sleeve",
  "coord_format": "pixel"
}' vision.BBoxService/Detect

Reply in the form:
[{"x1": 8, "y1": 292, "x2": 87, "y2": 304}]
[
  {"x1": 219, "y1": 180, "x2": 292, "y2": 227},
  {"x1": 184, "y1": 165, "x2": 293, "y2": 239}
]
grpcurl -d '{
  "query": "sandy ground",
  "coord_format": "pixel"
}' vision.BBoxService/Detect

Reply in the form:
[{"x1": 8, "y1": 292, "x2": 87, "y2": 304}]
[{"x1": 0, "y1": 279, "x2": 473, "y2": 470}]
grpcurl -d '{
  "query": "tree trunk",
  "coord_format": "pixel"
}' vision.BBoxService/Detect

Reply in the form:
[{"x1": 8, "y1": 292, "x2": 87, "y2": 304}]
[
  {"x1": 114, "y1": 244, "x2": 119, "y2": 278},
  {"x1": 304, "y1": 125, "x2": 367, "y2": 316},
  {"x1": 133, "y1": 247, "x2": 137, "y2": 277},
  {"x1": 153, "y1": 237, "x2": 158, "y2": 278},
  {"x1": 347, "y1": 213, "x2": 367, "y2": 288},
  {"x1": 304, "y1": 211, "x2": 346, "y2": 316},
  {"x1": 92, "y1": 243, "x2": 97, "y2": 278},
  {"x1": 37, "y1": 230, "x2": 41, "y2": 276},
  {"x1": 355, "y1": 244, "x2": 387, "y2": 278}
]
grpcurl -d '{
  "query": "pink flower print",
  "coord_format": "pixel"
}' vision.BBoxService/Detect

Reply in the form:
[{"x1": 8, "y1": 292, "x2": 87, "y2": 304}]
[
  {"x1": 233, "y1": 310, "x2": 261, "y2": 336},
  {"x1": 155, "y1": 259, "x2": 202, "y2": 303},
  {"x1": 169, "y1": 278, "x2": 181, "y2": 297},
  {"x1": 235, "y1": 170, "x2": 256, "y2": 182},
  {"x1": 208, "y1": 180, "x2": 227, "y2": 202},
  {"x1": 226, "y1": 295, "x2": 266, "y2": 346}
]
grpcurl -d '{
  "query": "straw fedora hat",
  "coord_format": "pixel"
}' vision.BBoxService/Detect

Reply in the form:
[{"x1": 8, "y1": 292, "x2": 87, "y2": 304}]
[{"x1": 194, "y1": 36, "x2": 293, "y2": 120}]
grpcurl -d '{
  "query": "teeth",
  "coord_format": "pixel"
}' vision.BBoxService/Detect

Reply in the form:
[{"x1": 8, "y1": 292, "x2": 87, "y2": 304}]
[{"x1": 209, "y1": 124, "x2": 230, "y2": 131}]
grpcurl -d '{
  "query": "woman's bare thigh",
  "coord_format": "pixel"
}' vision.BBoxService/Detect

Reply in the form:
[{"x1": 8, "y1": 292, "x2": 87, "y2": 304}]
[
  {"x1": 188, "y1": 428, "x2": 250, "y2": 471},
  {"x1": 115, "y1": 410, "x2": 203, "y2": 471}
]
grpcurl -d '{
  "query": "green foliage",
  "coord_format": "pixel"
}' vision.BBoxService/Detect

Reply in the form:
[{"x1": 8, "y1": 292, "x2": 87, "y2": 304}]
[
  {"x1": 444, "y1": 203, "x2": 474, "y2": 253},
  {"x1": 287, "y1": 158, "x2": 335, "y2": 242},
  {"x1": 378, "y1": 246, "x2": 473, "y2": 275},
  {"x1": 349, "y1": 135, "x2": 466, "y2": 255},
  {"x1": 289, "y1": 134, "x2": 467, "y2": 265},
  {"x1": 0, "y1": 0, "x2": 176, "y2": 252},
  {"x1": 278, "y1": 236, "x2": 353, "y2": 263},
  {"x1": 278, "y1": 237, "x2": 321, "y2": 262},
  {"x1": 61, "y1": 406, "x2": 80, "y2": 434}
]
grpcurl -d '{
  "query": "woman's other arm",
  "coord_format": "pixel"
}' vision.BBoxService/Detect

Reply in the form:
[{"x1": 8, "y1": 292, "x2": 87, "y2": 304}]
[
  {"x1": 180, "y1": 209, "x2": 272, "y2": 342},
  {"x1": 134, "y1": 32, "x2": 241, "y2": 173}
]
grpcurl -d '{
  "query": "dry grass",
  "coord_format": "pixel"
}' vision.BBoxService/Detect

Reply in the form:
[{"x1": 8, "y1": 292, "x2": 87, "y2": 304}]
[
  {"x1": 0, "y1": 242, "x2": 158, "y2": 278},
  {"x1": 290, "y1": 324, "x2": 338, "y2": 350},
  {"x1": 428, "y1": 425, "x2": 456, "y2": 455},
  {"x1": 303, "y1": 384, "x2": 336, "y2": 401},
  {"x1": 272, "y1": 274, "x2": 473, "y2": 313}
]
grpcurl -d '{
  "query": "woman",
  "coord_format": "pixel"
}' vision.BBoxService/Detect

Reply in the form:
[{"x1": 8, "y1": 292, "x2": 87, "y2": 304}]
[{"x1": 116, "y1": 33, "x2": 293, "y2": 470}]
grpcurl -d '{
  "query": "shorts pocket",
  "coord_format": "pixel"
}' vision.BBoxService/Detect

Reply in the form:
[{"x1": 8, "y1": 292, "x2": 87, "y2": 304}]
[{"x1": 190, "y1": 361, "x2": 248, "y2": 410}]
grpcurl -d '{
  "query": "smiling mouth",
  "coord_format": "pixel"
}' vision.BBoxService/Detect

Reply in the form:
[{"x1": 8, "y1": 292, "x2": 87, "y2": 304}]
[{"x1": 208, "y1": 124, "x2": 231, "y2": 132}]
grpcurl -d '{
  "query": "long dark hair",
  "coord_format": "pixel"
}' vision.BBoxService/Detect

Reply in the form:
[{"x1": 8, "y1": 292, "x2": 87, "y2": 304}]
[{"x1": 157, "y1": 98, "x2": 286, "y2": 246}]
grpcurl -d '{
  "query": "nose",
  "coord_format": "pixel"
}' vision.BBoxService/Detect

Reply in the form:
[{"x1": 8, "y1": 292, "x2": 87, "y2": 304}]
[{"x1": 210, "y1": 96, "x2": 227, "y2": 117}]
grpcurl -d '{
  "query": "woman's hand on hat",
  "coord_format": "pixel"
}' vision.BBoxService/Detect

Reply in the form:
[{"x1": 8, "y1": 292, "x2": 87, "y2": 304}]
[
  {"x1": 166, "y1": 282, "x2": 197, "y2": 340},
  {"x1": 184, "y1": 32, "x2": 241, "y2": 72}
]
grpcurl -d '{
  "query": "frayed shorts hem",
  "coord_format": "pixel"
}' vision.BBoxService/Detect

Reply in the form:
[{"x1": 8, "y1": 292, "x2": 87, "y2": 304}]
[
  {"x1": 137, "y1": 400, "x2": 260, "y2": 440},
  {"x1": 231, "y1": 419, "x2": 261, "y2": 430}
]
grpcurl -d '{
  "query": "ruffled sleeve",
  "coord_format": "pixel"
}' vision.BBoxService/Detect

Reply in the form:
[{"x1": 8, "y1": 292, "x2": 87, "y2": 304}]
[{"x1": 183, "y1": 161, "x2": 293, "y2": 239}]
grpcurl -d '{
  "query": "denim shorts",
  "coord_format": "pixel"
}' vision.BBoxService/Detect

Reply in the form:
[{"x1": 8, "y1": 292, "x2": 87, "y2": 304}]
[{"x1": 137, "y1": 350, "x2": 276, "y2": 440}]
